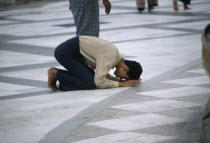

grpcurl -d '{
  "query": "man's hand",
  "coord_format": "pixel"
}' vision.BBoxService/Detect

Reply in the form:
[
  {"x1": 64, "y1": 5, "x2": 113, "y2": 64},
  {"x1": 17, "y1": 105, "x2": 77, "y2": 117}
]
[
  {"x1": 119, "y1": 79, "x2": 142, "y2": 87},
  {"x1": 103, "y1": 0, "x2": 111, "y2": 14}
]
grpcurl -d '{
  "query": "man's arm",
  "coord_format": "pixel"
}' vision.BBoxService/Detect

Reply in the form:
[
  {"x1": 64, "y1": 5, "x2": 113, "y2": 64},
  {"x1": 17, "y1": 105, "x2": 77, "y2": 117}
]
[
  {"x1": 103, "y1": 0, "x2": 111, "y2": 14},
  {"x1": 95, "y1": 56, "x2": 119, "y2": 88},
  {"x1": 107, "y1": 74, "x2": 120, "y2": 81}
]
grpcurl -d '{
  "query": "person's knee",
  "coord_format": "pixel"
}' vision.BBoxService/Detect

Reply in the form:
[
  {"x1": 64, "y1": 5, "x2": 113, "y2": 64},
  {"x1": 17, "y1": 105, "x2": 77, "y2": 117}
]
[
  {"x1": 54, "y1": 45, "x2": 62, "y2": 61},
  {"x1": 54, "y1": 44, "x2": 68, "y2": 63}
]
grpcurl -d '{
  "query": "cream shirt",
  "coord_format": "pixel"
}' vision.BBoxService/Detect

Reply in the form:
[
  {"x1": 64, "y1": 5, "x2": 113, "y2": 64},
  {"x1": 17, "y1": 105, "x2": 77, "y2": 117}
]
[{"x1": 79, "y1": 36, "x2": 122, "y2": 88}]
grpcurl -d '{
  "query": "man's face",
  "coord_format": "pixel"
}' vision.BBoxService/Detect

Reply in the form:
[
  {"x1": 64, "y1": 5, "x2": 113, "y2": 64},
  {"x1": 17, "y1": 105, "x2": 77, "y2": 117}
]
[{"x1": 114, "y1": 67, "x2": 129, "y2": 80}]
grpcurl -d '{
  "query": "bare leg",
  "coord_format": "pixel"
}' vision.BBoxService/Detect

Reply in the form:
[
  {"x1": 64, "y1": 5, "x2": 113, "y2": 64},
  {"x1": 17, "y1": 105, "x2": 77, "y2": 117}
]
[
  {"x1": 47, "y1": 67, "x2": 58, "y2": 91},
  {"x1": 173, "y1": 0, "x2": 179, "y2": 11}
]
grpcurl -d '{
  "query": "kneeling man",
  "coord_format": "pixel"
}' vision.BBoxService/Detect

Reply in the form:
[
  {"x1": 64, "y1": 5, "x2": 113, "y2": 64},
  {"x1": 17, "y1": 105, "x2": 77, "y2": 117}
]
[{"x1": 48, "y1": 36, "x2": 143, "y2": 91}]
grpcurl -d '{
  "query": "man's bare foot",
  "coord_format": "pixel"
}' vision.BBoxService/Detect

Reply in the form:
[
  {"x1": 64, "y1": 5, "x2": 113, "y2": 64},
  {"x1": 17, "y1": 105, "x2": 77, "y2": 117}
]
[
  {"x1": 173, "y1": 0, "x2": 179, "y2": 11},
  {"x1": 48, "y1": 67, "x2": 58, "y2": 91}
]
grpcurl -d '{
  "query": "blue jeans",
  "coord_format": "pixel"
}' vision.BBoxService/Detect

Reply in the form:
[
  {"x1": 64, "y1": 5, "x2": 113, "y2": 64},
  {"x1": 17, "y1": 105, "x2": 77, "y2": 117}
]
[{"x1": 54, "y1": 37, "x2": 96, "y2": 91}]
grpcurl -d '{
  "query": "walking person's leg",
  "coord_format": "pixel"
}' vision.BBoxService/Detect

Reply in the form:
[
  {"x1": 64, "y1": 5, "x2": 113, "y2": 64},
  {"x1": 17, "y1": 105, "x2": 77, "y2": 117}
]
[
  {"x1": 69, "y1": 0, "x2": 99, "y2": 37},
  {"x1": 173, "y1": 0, "x2": 179, "y2": 11},
  {"x1": 153, "y1": 0, "x2": 158, "y2": 6},
  {"x1": 136, "y1": 0, "x2": 145, "y2": 12},
  {"x1": 48, "y1": 37, "x2": 96, "y2": 91},
  {"x1": 147, "y1": 0, "x2": 157, "y2": 11},
  {"x1": 179, "y1": 0, "x2": 191, "y2": 10}
]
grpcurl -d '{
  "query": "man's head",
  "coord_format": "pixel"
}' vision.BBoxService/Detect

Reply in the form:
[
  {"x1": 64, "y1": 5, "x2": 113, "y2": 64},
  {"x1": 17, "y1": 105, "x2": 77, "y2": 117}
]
[{"x1": 114, "y1": 59, "x2": 143, "y2": 80}]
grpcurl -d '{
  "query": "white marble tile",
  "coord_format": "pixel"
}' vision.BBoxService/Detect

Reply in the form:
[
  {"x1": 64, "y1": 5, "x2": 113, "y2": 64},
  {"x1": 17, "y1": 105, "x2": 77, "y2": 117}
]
[
  {"x1": 16, "y1": 98, "x2": 92, "y2": 111},
  {"x1": 87, "y1": 113, "x2": 185, "y2": 131},
  {"x1": 73, "y1": 132, "x2": 176, "y2": 143},
  {"x1": 0, "y1": 82, "x2": 36, "y2": 91},
  {"x1": 9, "y1": 10, "x2": 71, "y2": 21},
  {"x1": 0, "y1": 51, "x2": 54, "y2": 68},
  {"x1": 163, "y1": 76, "x2": 210, "y2": 85},
  {"x1": 1, "y1": 67, "x2": 49, "y2": 82},
  {"x1": 7, "y1": 27, "x2": 187, "y2": 48},
  {"x1": 112, "y1": 103, "x2": 175, "y2": 113},
  {"x1": 98, "y1": 132, "x2": 141, "y2": 141},
  {"x1": 1, "y1": 66, "x2": 65, "y2": 82},
  {"x1": 187, "y1": 69, "x2": 207, "y2": 74},
  {"x1": 72, "y1": 138, "x2": 111, "y2": 143},
  {"x1": 0, "y1": 20, "x2": 17, "y2": 25},
  {"x1": 101, "y1": 12, "x2": 200, "y2": 29},
  {"x1": 80, "y1": 96, "x2": 108, "y2": 103},
  {"x1": 139, "y1": 86, "x2": 210, "y2": 98},
  {"x1": 142, "y1": 99, "x2": 202, "y2": 109},
  {"x1": 87, "y1": 118, "x2": 152, "y2": 131},
  {"x1": 123, "y1": 133, "x2": 176, "y2": 143},
  {"x1": 122, "y1": 113, "x2": 166, "y2": 122},
  {"x1": 7, "y1": 35, "x2": 72, "y2": 48},
  {"x1": 0, "y1": 18, "x2": 75, "y2": 37},
  {"x1": 0, "y1": 90, "x2": 19, "y2": 97},
  {"x1": 0, "y1": 87, "x2": 46, "y2": 98},
  {"x1": 121, "y1": 114, "x2": 185, "y2": 125},
  {"x1": 166, "y1": 20, "x2": 210, "y2": 30},
  {"x1": 100, "y1": 27, "x2": 189, "y2": 44}
]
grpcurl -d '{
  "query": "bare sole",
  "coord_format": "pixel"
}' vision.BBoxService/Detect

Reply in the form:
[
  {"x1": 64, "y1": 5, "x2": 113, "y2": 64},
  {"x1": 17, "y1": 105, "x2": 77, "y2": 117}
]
[{"x1": 48, "y1": 67, "x2": 58, "y2": 91}]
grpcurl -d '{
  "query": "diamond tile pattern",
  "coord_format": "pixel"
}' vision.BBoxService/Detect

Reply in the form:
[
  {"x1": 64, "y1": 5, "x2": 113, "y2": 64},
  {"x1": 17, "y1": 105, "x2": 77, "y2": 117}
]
[
  {"x1": 0, "y1": 0, "x2": 210, "y2": 143},
  {"x1": 162, "y1": 76, "x2": 210, "y2": 85},
  {"x1": 87, "y1": 114, "x2": 185, "y2": 131},
  {"x1": 72, "y1": 132, "x2": 176, "y2": 143},
  {"x1": 76, "y1": 67, "x2": 210, "y2": 143},
  {"x1": 138, "y1": 86, "x2": 210, "y2": 98}
]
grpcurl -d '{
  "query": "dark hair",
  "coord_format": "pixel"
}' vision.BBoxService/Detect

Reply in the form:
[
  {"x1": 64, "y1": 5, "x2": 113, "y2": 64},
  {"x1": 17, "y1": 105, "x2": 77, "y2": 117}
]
[{"x1": 124, "y1": 60, "x2": 143, "y2": 80}]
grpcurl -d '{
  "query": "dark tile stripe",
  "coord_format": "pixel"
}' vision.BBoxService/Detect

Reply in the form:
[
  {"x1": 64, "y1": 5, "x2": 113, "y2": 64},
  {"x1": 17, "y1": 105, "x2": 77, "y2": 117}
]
[
  {"x1": 0, "y1": 42, "x2": 55, "y2": 56},
  {"x1": 0, "y1": 75, "x2": 48, "y2": 88},
  {"x1": 0, "y1": 61, "x2": 59, "y2": 73},
  {"x1": 0, "y1": 90, "x2": 52, "y2": 101}
]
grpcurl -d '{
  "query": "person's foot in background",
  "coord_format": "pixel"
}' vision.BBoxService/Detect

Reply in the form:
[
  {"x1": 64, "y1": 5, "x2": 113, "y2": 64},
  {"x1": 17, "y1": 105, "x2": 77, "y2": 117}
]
[
  {"x1": 173, "y1": 0, "x2": 179, "y2": 11},
  {"x1": 184, "y1": 4, "x2": 191, "y2": 10}
]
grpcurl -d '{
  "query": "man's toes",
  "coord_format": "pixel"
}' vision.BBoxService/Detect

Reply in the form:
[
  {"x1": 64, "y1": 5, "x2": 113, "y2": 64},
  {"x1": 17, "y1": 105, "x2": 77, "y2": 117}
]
[{"x1": 51, "y1": 86, "x2": 58, "y2": 91}]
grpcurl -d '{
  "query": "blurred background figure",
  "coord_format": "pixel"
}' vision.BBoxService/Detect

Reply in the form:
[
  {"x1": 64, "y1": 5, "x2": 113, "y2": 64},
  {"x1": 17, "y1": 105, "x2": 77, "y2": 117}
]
[
  {"x1": 136, "y1": 0, "x2": 158, "y2": 12},
  {"x1": 173, "y1": 0, "x2": 191, "y2": 11},
  {"x1": 69, "y1": 0, "x2": 111, "y2": 37}
]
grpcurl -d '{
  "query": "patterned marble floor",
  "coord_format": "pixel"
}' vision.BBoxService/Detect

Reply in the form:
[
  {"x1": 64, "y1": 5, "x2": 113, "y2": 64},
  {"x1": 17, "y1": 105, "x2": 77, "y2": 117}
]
[{"x1": 0, "y1": 0, "x2": 210, "y2": 143}]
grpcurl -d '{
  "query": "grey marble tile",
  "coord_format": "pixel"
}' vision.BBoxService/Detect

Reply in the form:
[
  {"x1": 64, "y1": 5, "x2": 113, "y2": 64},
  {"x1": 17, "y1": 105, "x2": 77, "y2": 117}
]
[{"x1": 71, "y1": 125, "x2": 118, "y2": 138}]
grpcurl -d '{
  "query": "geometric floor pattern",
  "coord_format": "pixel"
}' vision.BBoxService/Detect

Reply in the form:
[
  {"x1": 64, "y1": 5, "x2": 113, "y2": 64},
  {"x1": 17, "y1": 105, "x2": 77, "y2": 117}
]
[
  {"x1": 66, "y1": 66, "x2": 210, "y2": 143},
  {"x1": 0, "y1": 0, "x2": 210, "y2": 143}
]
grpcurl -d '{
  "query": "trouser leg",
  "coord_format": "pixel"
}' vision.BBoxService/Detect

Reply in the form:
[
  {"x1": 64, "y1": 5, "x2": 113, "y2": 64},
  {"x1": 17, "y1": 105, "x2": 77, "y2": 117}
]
[
  {"x1": 179, "y1": 0, "x2": 190, "y2": 5},
  {"x1": 54, "y1": 37, "x2": 96, "y2": 91},
  {"x1": 153, "y1": 0, "x2": 158, "y2": 6},
  {"x1": 57, "y1": 69, "x2": 95, "y2": 91},
  {"x1": 136, "y1": 0, "x2": 145, "y2": 11},
  {"x1": 69, "y1": 0, "x2": 99, "y2": 37}
]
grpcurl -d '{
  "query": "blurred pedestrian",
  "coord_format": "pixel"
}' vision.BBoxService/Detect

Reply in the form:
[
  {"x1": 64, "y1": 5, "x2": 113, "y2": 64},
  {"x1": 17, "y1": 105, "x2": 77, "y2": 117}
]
[
  {"x1": 173, "y1": 0, "x2": 191, "y2": 11},
  {"x1": 136, "y1": 0, "x2": 158, "y2": 12},
  {"x1": 69, "y1": 0, "x2": 111, "y2": 37}
]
